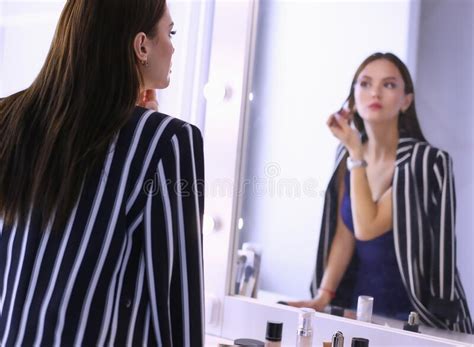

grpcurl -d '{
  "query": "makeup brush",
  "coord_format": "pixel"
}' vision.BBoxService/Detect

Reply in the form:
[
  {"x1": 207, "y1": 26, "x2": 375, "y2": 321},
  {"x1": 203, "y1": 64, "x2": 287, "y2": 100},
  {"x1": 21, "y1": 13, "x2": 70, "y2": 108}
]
[
  {"x1": 239, "y1": 266, "x2": 255, "y2": 296},
  {"x1": 235, "y1": 254, "x2": 247, "y2": 293}
]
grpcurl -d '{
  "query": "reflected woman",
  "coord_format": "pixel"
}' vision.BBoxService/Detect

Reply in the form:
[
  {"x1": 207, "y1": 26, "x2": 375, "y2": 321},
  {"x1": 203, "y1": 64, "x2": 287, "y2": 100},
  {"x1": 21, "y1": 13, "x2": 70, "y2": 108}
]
[
  {"x1": 0, "y1": 0, "x2": 204, "y2": 346},
  {"x1": 288, "y1": 52, "x2": 472, "y2": 333}
]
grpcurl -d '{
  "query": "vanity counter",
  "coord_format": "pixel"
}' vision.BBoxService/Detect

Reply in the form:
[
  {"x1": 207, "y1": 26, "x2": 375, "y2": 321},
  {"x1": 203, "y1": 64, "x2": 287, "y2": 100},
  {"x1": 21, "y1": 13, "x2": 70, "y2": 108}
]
[
  {"x1": 206, "y1": 334, "x2": 234, "y2": 346},
  {"x1": 220, "y1": 295, "x2": 474, "y2": 346}
]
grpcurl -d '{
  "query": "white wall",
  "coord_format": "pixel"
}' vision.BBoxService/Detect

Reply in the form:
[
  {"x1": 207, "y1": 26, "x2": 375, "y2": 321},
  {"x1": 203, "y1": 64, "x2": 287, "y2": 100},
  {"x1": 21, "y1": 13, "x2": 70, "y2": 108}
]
[
  {"x1": 414, "y1": 0, "x2": 474, "y2": 316},
  {"x1": 239, "y1": 0, "x2": 416, "y2": 299},
  {"x1": 0, "y1": 3, "x2": 3, "y2": 82},
  {"x1": 0, "y1": 2, "x2": 64, "y2": 97}
]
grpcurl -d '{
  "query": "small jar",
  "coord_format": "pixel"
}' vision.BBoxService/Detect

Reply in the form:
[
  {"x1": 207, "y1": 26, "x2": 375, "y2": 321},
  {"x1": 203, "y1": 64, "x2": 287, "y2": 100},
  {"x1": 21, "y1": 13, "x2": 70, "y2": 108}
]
[{"x1": 265, "y1": 321, "x2": 283, "y2": 346}]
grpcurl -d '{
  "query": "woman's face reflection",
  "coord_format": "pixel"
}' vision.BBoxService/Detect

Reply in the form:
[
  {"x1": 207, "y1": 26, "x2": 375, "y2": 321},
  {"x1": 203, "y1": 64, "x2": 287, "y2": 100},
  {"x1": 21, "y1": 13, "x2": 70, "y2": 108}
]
[{"x1": 354, "y1": 59, "x2": 412, "y2": 124}]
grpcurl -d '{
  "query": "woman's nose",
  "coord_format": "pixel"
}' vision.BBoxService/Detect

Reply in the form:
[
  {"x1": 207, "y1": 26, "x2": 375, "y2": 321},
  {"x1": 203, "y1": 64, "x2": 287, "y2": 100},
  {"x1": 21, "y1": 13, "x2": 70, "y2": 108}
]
[{"x1": 370, "y1": 85, "x2": 381, "y2": 98}]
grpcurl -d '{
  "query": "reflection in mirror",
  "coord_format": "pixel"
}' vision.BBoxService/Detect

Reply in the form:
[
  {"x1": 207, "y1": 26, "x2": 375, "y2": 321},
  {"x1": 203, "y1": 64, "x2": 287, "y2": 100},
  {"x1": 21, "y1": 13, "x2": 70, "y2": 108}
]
[{"x1": 232, "y1": 0, "x2": 473, "y2": 340}]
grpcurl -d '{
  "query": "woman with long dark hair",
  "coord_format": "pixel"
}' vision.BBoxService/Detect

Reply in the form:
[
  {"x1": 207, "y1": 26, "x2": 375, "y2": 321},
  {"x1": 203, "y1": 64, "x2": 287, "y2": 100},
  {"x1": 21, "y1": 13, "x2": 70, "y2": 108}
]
[
  {"x1": 0, "y1": 0, "x2": 204, "y2": 345},
  {"x1": 289, "y1": 53, "x2": 472, "y2": 333}
]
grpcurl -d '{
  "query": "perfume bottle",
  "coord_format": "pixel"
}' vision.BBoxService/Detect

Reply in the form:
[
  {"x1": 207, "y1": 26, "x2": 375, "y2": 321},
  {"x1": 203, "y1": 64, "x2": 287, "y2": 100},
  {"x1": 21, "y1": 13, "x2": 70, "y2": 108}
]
[
  {"x1": 356, "y1": 295, "x2": 373, "y2": 322},
  {"x1": 331, "y1": 331, "x2": 344, "y2": 347}
]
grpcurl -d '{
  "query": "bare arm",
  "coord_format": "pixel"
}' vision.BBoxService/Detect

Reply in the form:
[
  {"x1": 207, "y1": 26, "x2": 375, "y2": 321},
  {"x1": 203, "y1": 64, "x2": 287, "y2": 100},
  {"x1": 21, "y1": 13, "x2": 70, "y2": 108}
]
[
  {"x1": 349, "y1": 165, "x2": 393, "y2": 240},
  {"x1": 327, "y1": 110, "x2": 392, "y2": 241},
  {"x1": 288, "y1": 166, "x2": 355, "y2": 310},
  {"x1": 317, "y1": 165, "x2": 356, "y2": 305}
]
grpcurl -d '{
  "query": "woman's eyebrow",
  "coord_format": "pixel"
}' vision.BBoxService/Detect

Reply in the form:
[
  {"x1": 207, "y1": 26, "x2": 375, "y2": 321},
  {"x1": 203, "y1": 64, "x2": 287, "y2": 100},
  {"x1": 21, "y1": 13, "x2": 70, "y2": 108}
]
[{"x1": 358, "y1": 75, "x2": 398, "y2": 81}]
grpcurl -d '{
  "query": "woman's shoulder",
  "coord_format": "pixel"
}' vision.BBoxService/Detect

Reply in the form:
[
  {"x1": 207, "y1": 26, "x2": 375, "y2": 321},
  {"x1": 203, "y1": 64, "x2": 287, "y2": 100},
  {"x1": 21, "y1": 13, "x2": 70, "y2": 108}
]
[
  {"x1": 399, "y1": 138, "x2": 452, "y2": 159},
  {"x1": 132, "y1": 106, "x2": 187, "y2": 131},
  {"x1": 129, "y1": 106, "x2": 201, "y2": 142},
  {"x1": 398, "y1": 138, "x2": 454, "y2": 178}
]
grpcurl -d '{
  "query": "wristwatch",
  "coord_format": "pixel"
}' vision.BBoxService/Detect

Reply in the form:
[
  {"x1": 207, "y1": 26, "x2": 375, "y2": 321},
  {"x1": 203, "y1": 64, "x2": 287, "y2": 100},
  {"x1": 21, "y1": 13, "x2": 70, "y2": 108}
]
[{"x1": 346, "y1": 156, "x2": 368, "y2": 170}]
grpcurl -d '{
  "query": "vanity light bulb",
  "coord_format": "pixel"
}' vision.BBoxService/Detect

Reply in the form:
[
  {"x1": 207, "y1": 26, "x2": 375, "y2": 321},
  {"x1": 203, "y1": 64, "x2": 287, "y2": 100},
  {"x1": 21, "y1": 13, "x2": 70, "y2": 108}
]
[
  {"x1": 238, "y1": 218, "x2": 244, "y2": 230},
  {"x1": 248, "y1": 92, "x2": 254, "y2": 101},
  {"x1": 203, "y1": 214, "x2": 216, "y2": 234},
  {"x1": 203, "y1": 82, "x2": 227, "y2": 102}
]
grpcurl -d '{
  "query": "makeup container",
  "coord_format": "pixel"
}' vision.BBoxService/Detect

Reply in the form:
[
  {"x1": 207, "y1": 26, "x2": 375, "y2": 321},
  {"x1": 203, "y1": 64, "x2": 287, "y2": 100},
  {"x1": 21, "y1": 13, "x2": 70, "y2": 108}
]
[
  {"x1": 236, "y1": 249, "x2": 254, "y2": 296},
  {"x1": 356, "y1": 295, "x2": 374, "y2": 322},
  {"x1": 265, "y1": 321, "x2": 283, "y2": 346},
  {"x1": 234, "y1": 252, "x2": 247, "y2": 294},
  {"x1": 234, "y1": 338, "x2": 265, "y2": 347},
  {"x1": 295, "y1": 307, "x2": 315, "y2": 347},
  {"x1": 403, "y1": 311, "x2": 420, "y2": 333},
  {"x1": 236, "y1": 243, "x2": 262, "y2": 298},
  {"x1": 239, "y1": 265, "x2": 256, "y2": 297},
  {"x1": 242, "y1": 242, "x2": 262, "y2": 298},
  {"x1": 351, "y1": 337, "x2": 369, "y2": 347}
]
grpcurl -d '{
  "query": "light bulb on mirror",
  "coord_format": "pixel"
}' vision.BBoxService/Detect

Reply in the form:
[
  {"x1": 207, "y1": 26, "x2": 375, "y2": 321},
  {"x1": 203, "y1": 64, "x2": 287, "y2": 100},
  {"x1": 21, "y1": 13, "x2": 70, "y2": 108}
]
[
  {"x1": 237, "y1": 218, "x2": 244, "y2": 230},
  {"x1": 203, "y1": 82, "x2": 232, "y2": 103}
]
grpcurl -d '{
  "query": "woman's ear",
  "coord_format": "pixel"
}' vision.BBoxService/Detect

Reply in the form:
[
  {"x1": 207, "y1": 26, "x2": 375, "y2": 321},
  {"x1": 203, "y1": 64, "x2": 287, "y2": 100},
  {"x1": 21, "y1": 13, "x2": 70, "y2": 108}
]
[
  {"x1": 402, "y1": 93, "x2": 414, "y2": 112},
  {"x1": 133, "y1": 32, "x2": 148, "y2": 63}
]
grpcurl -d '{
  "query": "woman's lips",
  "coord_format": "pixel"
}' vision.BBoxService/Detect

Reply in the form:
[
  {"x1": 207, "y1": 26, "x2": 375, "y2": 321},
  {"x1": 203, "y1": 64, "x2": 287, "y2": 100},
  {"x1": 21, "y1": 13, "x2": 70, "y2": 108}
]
[{"x1": 369, "y1": 102, "x2": 382, "y2": 110}]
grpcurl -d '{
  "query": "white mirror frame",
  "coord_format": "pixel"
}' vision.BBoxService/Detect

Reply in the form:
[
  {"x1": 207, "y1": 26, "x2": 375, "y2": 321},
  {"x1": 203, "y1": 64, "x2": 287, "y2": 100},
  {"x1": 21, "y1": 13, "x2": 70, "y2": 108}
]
[{"x1": 202, "y1": 0, "x2": 258, "y2": 337}]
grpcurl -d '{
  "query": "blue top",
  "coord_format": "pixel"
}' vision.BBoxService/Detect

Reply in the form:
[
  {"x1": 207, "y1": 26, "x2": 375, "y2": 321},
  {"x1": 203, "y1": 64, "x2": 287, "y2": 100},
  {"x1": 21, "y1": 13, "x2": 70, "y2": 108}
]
[{"x1": 341, "y1": 170, "x2": 412, "y2": 319}]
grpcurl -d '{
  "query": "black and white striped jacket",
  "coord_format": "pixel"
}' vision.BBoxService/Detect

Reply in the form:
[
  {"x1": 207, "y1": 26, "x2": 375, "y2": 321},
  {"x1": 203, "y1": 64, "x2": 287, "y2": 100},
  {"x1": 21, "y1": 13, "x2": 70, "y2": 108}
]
[
  {"x1": 311, "y1": 137, "x2": 473, "y2": 333},
  {"x1": 0, "y1": 107, "x2": 205, "y2": 346}
]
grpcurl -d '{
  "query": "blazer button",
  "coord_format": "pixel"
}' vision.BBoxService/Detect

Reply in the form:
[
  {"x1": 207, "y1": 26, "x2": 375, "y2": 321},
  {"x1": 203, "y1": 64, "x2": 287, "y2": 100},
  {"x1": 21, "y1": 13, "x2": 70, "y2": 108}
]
[{"x1": 125, "y1": 299, "x2": 132, "y2": 308}]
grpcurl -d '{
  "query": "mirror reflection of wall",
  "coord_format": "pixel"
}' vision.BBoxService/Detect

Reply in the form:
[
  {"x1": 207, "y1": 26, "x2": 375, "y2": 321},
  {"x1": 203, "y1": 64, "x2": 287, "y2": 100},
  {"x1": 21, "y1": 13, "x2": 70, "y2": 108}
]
[
  {"x1": 415, "y1": 2, "x2": 473, "y2": 322},
  {"x1": 236, "y1": 0, "x2": 473, "y2": 328}
]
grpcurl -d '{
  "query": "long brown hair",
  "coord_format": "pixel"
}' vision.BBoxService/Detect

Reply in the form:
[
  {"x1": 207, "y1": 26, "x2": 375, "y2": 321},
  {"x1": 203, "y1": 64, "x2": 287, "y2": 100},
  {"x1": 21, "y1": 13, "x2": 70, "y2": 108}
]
[
  {"x1": 345, "y1": 52, "x2": 426, "y2": 142},
  {"x1": 0, "y1": 0, "x2": 166, "y2": 231}
]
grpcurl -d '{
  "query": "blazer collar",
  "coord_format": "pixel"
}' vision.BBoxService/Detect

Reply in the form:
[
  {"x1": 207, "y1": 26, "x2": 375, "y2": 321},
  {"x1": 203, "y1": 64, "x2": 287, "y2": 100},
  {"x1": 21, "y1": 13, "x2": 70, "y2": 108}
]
[{"x1": 395, "y1": 137, "x2": 419, "y2": 166}]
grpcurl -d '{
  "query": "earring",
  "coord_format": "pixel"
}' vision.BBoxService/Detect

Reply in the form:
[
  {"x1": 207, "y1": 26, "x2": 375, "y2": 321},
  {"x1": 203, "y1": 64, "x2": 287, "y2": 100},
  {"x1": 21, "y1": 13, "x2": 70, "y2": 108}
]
[{"x1": 141, "y1": 59, "x2": 149, "y2": 67}]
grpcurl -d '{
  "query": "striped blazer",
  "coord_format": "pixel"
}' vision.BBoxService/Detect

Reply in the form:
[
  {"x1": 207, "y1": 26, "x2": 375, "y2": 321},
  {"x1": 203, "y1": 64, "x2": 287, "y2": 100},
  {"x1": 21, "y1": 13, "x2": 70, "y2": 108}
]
[
  {"x1": 0, "y1": 106, "x2": 205, "y2": 346},
  {"x1": 311, "y1": 137, "x2": 473, "y2": 333}
]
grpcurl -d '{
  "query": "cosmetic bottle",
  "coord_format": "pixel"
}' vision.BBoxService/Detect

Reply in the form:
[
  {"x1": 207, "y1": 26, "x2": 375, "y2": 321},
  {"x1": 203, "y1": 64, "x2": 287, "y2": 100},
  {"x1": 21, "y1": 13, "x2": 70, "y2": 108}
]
[
  {"x1": 265, "y1": 321, "x2": 283, "y2": 346},
  {"x1": 351, "y1": 337, "x2": 369, "y2": 347},
  {"x1": 295, "y1": 307, "x2": 315, "y2": 347},
  {"x1": 331, "y1": 331, "x2": 344, "y2": 347},
  {"x1": 356, "y1": 295, "x2": 373, "y2": 322},
  {"x1": 403, "y1": 311, "x2": 420, "y2": 333}
]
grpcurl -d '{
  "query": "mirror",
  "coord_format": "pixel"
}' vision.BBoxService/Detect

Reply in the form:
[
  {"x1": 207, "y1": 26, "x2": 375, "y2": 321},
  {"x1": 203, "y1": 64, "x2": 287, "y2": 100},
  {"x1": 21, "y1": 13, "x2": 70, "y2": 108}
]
[{"x1": 231, "y1": 0, "x2": 473, "y2": 340}]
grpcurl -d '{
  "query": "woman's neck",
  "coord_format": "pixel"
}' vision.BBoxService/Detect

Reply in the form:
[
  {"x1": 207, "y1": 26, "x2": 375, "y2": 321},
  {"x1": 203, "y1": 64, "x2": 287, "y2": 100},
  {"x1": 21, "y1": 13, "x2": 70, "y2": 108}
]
[{"x1": 363, "y1": 121, "x2": 399, "y2": 161}]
